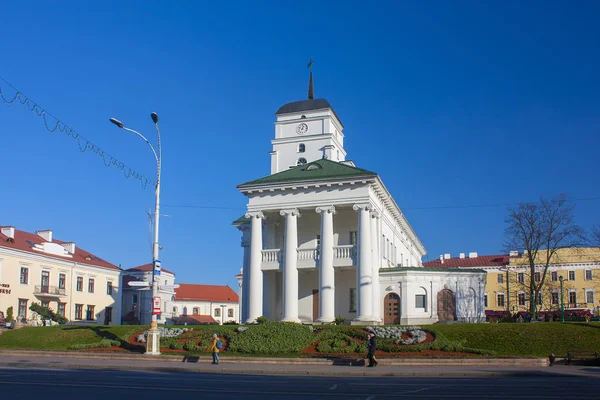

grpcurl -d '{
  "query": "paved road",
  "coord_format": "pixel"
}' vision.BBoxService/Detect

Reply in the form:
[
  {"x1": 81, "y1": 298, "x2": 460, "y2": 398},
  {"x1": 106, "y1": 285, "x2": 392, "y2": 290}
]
[{"x1": 1, "y1": 367, "x2": 599, "y2": 399}]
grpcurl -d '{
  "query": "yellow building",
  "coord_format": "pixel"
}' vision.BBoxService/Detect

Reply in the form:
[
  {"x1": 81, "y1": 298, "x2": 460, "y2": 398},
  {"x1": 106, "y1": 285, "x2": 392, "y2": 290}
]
[{"x1": 0, "y1": 226, "x2": 122, "y2": 325}]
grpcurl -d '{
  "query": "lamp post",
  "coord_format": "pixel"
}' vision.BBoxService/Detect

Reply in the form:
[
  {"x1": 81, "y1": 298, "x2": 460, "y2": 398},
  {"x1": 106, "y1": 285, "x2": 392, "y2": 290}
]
[
  {"x1": 559, "y1": 275, "x2": 565, "y2": 323},
  {"x1": 110, "y1": 112, "x2": 162, "y2": 355}
]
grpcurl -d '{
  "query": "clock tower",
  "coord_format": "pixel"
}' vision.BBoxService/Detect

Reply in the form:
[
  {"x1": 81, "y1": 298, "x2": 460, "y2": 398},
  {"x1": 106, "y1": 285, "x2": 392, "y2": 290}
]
[{"x1": 270, "y1": 64, "x2": 347, "y2": 174}]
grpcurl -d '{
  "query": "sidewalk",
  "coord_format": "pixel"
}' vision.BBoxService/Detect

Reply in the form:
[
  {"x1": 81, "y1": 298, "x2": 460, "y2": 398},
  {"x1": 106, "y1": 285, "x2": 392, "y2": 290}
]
[{"x1": 1, "y1": 350, "x2": 598, "y2": 378}]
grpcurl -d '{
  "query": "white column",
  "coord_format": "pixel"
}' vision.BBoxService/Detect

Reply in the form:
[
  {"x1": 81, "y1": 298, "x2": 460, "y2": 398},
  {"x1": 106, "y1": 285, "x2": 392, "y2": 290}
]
[
  {"x1": 245, "y1": 211, "x2": 265, "y2": 323},
  {"x1": 280, "y1": 208, "x2": 301, "y2": 323},
  {"x1": 371, "y1": 210, "x2": 382, "y2": 323},
  {"x1": 353, "y1": 203, "x2": 373, "y2": 322},
  {"x1": 316, "y1": 206, "x2": 336, "y2": 323},
  {"x1": 238, "y1": 225, "x2": 250, "y2": 324}
]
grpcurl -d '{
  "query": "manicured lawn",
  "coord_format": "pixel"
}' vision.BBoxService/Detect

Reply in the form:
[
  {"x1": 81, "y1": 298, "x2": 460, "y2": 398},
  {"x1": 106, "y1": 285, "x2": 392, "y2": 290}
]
[{"x1": 428, "y1": 322, "x2": 600, "y2": 357}]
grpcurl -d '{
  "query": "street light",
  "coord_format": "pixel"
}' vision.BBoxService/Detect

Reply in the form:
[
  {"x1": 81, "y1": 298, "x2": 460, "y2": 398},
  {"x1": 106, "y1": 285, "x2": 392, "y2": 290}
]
[
  {"x1": 559, "y1": 275, "x2": 565, "y2": 323},
  {"x1": 110, "y1": 112, "x2": 162, "y2": 355}
]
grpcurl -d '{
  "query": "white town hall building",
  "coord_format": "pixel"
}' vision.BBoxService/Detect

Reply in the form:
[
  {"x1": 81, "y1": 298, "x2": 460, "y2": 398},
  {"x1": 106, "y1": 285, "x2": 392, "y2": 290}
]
[{"x1": 234, "y1": 69, "x2": 485, "y2": 325}]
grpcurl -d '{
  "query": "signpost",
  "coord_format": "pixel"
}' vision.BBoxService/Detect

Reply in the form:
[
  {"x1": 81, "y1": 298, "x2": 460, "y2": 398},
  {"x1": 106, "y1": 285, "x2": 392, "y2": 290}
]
[{"x1": 152, "y1": 296, "x2": 161, "y2": 315}]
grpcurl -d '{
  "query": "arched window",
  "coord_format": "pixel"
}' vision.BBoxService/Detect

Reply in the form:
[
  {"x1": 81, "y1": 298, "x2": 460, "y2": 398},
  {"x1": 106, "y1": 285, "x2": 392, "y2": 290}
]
[
  {"x1": 298, "y1": 143, "x2": 305, "y2": 153},
  {"x1": 173, "y1": 306, "x2": 178, "y2": 313},
  {"x1": 297, "y1": 157, "x2": 307, "y2": 166},
  {"x1": 193, "y1": 307, "x2": 199, "y2": 315}
]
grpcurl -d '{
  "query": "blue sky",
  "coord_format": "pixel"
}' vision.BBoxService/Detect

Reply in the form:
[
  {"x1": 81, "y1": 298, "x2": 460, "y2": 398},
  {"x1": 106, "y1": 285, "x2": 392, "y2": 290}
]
[{"x1": 1, "y1": 1, "x2": 599, "y2": 290}]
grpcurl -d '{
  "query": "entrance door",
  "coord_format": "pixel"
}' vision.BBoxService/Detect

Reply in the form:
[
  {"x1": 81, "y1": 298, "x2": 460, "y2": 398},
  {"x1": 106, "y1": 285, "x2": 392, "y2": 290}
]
[
  {"x1": 312, "y1": 289, "x2": 319, "y2": 321},
  {"x1": 437, "y1": 289, "x2": 456, "y2": 321},
  {"x1": 383, "y1": 293, "x2": 400, "y2": 324},
  {"x1": 41, "y1": 271, "x2": 50, "y2": 293}
]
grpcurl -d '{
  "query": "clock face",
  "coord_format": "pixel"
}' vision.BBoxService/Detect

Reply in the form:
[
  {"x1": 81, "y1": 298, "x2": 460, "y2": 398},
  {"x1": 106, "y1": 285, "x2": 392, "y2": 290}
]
[{"x1": 296, "y1": 123, "x2": 309, "y2": 135}]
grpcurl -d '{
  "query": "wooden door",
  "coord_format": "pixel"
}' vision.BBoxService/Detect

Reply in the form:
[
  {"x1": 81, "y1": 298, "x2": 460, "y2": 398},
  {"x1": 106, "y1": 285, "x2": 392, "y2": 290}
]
[
  {"x1": 383, "y1": 293, "x2": 400, "y2": 324},
  {"x1": 437, "y1": 289, "x2": 456, "y2": 321},
  {"x1": 41, "y1": 271, "x2": 50, "y2": 293},
  {"x1": 312, "y1": 289, "x2": 319, "y2": 321}
]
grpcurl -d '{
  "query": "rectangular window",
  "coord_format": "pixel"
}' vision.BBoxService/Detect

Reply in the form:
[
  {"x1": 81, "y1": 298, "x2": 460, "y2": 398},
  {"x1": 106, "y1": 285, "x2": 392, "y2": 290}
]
[
  {"x1": 20, "y1": 267, "x2": 29, "y2": 284},
  {"x1": 349, "y1": 231, "x2": 357, "y2": 245},
  {"x1": 569, "y1": 291, "x2": 577, "y2": 305},
  {"x1": 193, "y1": 307, "x2": 199, "y2": 315},
  {"x1": 484, "y1": 294, "x2": 488, "y2": 307},
  {"x1": 228, "y1": 309, "x2": 234, "y2": 318},
  {"x1": 497, "y1": 293, "x2": 505, "y2": 307},
  {"x1": 534, "y1": 272, "x2": 541, "y2": 282},
  {"x1": 132, "y1": 294, "x2": 138, "y2": 305},
  {"x1": 517, "y1": 273, "x2": 525, "y2": 284},
  {"x1": 551, "y1": 271, "x2": 558, "y2": 282},
  {"x1": 537, "y1": 291, "x2": 542, "y2": 306},
  {"x1": 497, "y1": 274, "x2": 504, "y2": 284},
  {"x1": 76, "y1": 277, "x2": 83, "y2": 291},
  {"x1": 381, "y1": 235, "x2": 386, "y2": 258},
  {"x1": 75, "y1": 304, "x2": 83, "y2": 320},
  {"x1": 105, "y1": 307, "x2": 112, "y2": 324},
  {"x1": 41, "y1": 300, "x2": 49, "y2": 308},
  {"x1": 18, "y1": 299, "x2": 28, "y2": 319},
  {"x1": 58, "y1": 303, "x2": 66, "y2": 317},
  {"x1": 349, "y1": 288, "x2": 357, "y2": 312},
  {"x1": 517, "y1": 293, "x2": 526, "y2": 306},
  {"x1": 586, "y1": 291, "x2": 594, "y2": 304},
  {"x1": 551, "y1": 292, "x2": 559, "y2": 305},
  {"x1": 585, "y1": 270, "x2": 593, "y2": 281},
  {"x1": 106, "y1": 281, "x2": 113, "y2": 295},
  {"x1": 415, "y1": 294, "x2": 427, "y2": 309},
  {"x1": 88, "y1": 278, "x2": 95, "y2": 293},
  {"x1": 163, "y1": 302, "x2": 167, "y2": 313},
  {"x1": 214, "y1": 308, "x2": 220, "y2": 317},
  {"x1": 569, "y1": 270, "x2": 575, "y2": 281},
  {"x1": 59, "y1": 273, "x2": 66, "y2": 290},
  {"x1": 86, "y1": 305, "x2": 95, "y2": 321}
]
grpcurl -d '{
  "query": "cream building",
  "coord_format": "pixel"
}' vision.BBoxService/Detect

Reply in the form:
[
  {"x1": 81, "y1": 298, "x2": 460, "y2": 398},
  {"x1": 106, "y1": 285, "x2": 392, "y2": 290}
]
[
  {"x1": 121, "y1": 263, "x2": 176, "y2": 325},
  {"x1": 234, "y1": 71, "x2": 486, "y2": 325},
  {"x1": 173, "y1": 284, "x2": 240, "y2": 325},
  {"x1": 0, "y1": 226, "x2": 122, "y2": 325}
]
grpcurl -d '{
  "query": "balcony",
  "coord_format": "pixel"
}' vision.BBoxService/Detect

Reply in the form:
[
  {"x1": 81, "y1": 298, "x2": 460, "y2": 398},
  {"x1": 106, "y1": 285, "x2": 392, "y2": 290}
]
[
  {"x1": 261, "y1": 245, "x2": 356, "y2": 270},
  {"x1": 34, "y1": 285, "x2": 67, "y2": 298}
]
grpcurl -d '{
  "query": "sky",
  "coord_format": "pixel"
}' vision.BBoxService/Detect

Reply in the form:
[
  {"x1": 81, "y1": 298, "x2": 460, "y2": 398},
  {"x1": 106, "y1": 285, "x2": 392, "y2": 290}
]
[{"x1": 1, "y1": 1, "x2": 599, "y2": 290}]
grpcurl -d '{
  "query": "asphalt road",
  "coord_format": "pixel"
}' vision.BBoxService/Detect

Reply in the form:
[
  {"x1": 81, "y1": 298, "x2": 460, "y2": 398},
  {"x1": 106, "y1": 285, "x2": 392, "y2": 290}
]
[{"x1": 1, "y1": 367, "x2": 599, "y2": 399}]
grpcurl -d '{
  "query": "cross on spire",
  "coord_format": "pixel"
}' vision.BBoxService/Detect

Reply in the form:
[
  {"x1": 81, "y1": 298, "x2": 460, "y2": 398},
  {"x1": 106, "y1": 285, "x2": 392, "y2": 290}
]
[{"x1": 307, "y1": 57, "x2": 314, "y2": 100}]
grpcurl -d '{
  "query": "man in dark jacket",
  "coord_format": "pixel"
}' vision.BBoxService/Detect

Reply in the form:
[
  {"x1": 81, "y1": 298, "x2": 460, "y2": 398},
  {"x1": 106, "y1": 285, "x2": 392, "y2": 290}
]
[{"x1": 367, "y1": 332, "x2": 378, "y2": 367}]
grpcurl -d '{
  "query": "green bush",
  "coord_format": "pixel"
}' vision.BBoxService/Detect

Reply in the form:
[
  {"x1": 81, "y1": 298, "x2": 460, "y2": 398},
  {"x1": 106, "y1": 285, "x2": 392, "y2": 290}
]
[
  {"x1": 228, "y1": 322, "x2": 313, "y2": 354},
  {"x1": 334, "y1": 316, "x2": 345, "y2": 325},
  {"x1": 67, "y1": 339, "x2": 120, "y2": 350},
  {"x1": 29, "y1": 302, "x2": 68, "y2": 325},
  {"x1": 5, "y1": 307, "x2": 13, "y2": 323},
  {"x1": 255, "y1": 316, "x2": 269, "y2": 324}
]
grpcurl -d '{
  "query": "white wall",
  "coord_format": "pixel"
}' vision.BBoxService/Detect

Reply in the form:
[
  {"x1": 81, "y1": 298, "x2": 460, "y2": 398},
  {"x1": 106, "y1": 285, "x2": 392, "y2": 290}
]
[{"x1": 174, "y1": 299, "x2": 239, "y2": 325}]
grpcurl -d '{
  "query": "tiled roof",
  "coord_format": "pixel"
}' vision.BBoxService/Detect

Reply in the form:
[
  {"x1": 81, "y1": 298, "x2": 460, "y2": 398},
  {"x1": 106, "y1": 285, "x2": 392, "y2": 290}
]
[
  {"x1": 0, "y1": 227, "x2": 120, "y2": 271},
  {"x1": 422, "y1": 254, "x2": 509, "y2": 269},
  {"x1": 238, "y1": 158, "x2": 376, "y2": 187},
  {"x1": 380, "y1": 266, "x2": 486, "y2": 273},
  {"x1": 175, "y1": 284, "x2": 239, "y2": 303},
  {"x1": 175, "y1": 315, "x2": 217, "y2": 325},
  {"x1": 232, "y1": 215, "x2": 250, "y2": 225},
  {"x1": 275, "y1": 98, "x2": 344, "y2": 127},
  {"x1": 126, "y1": 263, "x2": 175, "y2": 275}
]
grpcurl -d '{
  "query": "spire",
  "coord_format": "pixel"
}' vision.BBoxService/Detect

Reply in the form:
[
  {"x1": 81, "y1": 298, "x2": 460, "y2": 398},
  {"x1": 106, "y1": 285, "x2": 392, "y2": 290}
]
[{"x1": 307, "y1": 57, "x2": 314, "y2": 100}]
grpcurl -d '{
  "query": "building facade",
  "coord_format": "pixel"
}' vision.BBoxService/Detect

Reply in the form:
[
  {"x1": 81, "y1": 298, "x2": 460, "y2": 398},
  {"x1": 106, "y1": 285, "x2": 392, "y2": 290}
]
[
  {"x1": 0, "y1": 226, "x2": 122, "y2": 325},
  {"x1": 173, "y1": 284, "x2": 239, "y2": 325},
  {"x1": 121, "y1": 263, "x2": 176, "y2": 325},
  {"x1": 234, "y1": 77, "x2": 486, "y2": 325}
]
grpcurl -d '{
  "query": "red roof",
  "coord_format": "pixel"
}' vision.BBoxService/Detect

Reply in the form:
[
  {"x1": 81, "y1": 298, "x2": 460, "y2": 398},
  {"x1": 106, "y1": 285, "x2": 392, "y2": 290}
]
[
  {"x1": 175, "y1": 283, "x2": 239, "y2": 303},
  {"x1": 175, "y1": 315, "x2": 217, "y2": 325},
  {"x1": 0, "y1": 227, "x2": 120, "y2": 271},
  {"x1": 127, "y1": 263, "x2": 175, "y2": 275},
  {"x1": 423, "y1": 254, "x2": 509, "y2": 268}
]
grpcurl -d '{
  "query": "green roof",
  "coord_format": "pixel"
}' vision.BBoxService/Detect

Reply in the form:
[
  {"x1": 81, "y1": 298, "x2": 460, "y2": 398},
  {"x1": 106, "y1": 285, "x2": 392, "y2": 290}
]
[
  {"x1": 379, "y1": 267, "x2": 486, "y2": 273},
  {"x1": 238, "y1": 159, "x2": 376, "y2": 187},
  {"x1": 232, "y1": 215, "x2": 250, "y2": 225}
]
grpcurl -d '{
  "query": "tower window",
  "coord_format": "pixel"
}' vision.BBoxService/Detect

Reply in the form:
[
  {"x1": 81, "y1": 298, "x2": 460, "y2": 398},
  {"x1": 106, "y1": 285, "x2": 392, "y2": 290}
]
[
  {"x1": 297, "y1": 158, "x2": 307, "y2": 166},
  {"x1": 298, "y1": 143, "x2": 305, "y2": 153}
]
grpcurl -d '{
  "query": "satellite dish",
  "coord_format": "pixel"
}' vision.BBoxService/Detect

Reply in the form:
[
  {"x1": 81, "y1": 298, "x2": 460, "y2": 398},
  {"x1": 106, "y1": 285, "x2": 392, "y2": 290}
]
[{"x1": 128, "y1": 281, "x2": 151, "y2": 287}]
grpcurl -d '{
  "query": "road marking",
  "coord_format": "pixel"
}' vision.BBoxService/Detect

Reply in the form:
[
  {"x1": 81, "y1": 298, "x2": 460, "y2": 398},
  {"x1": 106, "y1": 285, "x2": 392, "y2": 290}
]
[{"x1": 329, "y1": 384, "x2": 338, "y2": 390}]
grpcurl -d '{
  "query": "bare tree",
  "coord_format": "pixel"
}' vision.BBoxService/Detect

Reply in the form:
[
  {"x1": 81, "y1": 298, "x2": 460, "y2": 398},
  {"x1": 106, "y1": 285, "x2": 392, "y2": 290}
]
[
  {"x1": 592, "y1": 225, "x2": 600, "y2": 248},
  {"x1": 504, "y1": 196, "x2": 585, "y2": 319}
]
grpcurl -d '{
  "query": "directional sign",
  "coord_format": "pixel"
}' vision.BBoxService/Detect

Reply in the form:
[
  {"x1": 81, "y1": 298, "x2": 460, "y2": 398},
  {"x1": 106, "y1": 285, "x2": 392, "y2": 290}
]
[
  {"x1": 128, "y1": 281, "x2": 151, "y2": 287},
  {"x1": 154, "y1": 260, "x2": 161, "y2": 276},
  {"x1": 161, "y1": 284, "x2": 180, "y2": 291}
]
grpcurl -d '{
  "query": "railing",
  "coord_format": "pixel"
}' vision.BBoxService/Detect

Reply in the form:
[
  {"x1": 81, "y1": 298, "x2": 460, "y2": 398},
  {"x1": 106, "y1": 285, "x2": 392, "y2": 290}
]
[
  {"x1": 334, "y1": 245, "x2": 355, "y2": 259},
  {"x1": 34, "y1": 285, "x2": 66, "y2": 296},
  {"x1": 297, "y1": 248, "x2": 319, "y2": 261},
  {"x1": 261, "y1": 249, "x2": 281, "y2": 263}
]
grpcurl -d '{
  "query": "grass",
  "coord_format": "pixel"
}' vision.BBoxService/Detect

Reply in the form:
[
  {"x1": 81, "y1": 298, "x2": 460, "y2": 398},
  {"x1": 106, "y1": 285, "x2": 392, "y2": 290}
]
[{"x1": 1, "y1": 322, "x2": 599, "y2": 358}]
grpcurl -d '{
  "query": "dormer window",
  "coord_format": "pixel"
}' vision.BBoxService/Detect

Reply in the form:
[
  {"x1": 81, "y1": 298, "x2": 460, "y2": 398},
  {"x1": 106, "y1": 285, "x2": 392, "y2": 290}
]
[
  {"x1": 297, "y1": 158, "x2": 307, "y2": 166},
  {"x1": 298, "y1": 143, "x2": 305, "y2": 153}
]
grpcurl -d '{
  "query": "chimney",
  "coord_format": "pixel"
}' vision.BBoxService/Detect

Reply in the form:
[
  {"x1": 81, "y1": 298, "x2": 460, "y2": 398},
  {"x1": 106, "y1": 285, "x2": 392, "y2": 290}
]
[
  {"x1": 1, "y1": 226, "x2": 15, "y2": 239},
  {"x1": 468, "y1": 252, "x2": 478, "y2": 258},
  {"x1": 509, "y1": 250, "x2": 519, "y2": 257},
  {"x1": 459, "y1": 253, "x2": 465, "y2": 259},
  {"x1": 61, "y1": 242, "x2": 76, "y2": 254},
  {"x1": 37, "y1": 230, "x2": 53, "y2": 242},
  {"x1": 439, "y1": 255, "x2": 444, "y2": 264},
  {"x1": 444, "y1": 253, "x2": 451, "y2": 260}
]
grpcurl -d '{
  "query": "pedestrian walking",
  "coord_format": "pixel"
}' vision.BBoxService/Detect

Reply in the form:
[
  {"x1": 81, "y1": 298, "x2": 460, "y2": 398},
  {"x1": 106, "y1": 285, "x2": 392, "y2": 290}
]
[
  {"x1": 211, "y1": 333, "x2": 222, "y2": 364},
  {"x1": 366, "y1": 331, "x2": 378, "y2": 367}
]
